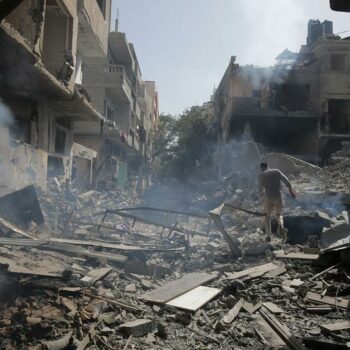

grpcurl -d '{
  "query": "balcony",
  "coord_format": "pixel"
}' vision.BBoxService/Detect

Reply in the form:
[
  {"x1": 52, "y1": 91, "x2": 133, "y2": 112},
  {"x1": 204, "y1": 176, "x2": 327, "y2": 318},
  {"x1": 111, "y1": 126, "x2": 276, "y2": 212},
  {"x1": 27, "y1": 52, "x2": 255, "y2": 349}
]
[
  {"x1": 109, "y1": 32, "x2": 133, "y2": 66},
  {"x1": 77, "y1": 0, "x2": 108, "y2": 57},
  {"x1": 104, "y1": 65, "x2": 133, "y2": 104}
]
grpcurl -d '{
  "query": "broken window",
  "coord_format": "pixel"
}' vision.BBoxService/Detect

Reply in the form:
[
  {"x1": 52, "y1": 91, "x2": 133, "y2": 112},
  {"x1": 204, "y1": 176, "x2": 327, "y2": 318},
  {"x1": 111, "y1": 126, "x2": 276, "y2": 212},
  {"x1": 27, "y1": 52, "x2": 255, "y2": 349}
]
[
  {"x1": 328, "y1": 99, "x2": 350, "y2": 133},
  {"x1": 330, "y1": 54, "x2": 347, "y2": 71},
  {"x1": 55, "y1": 127, "x2": 67, "y2": 154},
  {"x1": 274, "y1": 84, "x2": 311, "y2": 111}
]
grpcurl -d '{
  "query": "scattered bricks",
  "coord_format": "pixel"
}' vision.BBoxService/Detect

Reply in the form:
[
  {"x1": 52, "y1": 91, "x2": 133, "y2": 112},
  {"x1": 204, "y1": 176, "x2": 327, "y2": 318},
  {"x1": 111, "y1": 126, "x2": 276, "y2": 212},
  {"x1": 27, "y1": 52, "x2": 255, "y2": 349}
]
[{"x1": 119, "y1": 319, "x2": 155, "y2": 337}]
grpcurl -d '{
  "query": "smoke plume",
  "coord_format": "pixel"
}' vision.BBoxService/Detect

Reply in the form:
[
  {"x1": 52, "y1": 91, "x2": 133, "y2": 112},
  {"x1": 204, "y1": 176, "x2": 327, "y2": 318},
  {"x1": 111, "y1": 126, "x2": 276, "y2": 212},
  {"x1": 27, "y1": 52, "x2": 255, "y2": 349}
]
[{"x1": 0, "y1": 99, "x2": 13, "y2": 127}]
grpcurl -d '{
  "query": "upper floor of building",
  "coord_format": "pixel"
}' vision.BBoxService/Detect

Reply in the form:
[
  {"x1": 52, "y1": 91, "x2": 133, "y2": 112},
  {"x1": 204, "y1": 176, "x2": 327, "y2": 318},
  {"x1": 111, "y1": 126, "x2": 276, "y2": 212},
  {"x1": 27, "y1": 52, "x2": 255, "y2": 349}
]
[
  {"x1": 214, "y1": 19, "x2": 350, "y2": 124},
  {"x1": 5, "y1": 0, "x2": 112, "y2": 92}
]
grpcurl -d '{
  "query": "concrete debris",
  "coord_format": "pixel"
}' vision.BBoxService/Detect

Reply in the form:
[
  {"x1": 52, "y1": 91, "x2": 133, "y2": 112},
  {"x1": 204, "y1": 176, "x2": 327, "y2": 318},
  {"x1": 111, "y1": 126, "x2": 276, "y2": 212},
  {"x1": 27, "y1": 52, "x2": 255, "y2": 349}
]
[
  {"x1": 119, "y1": 319, "x2": 155, "y2": 337},
  {"x1": 3, "y1": 0, "x2": 350, "y2": 347},
  {"x1": 0, "y1": 147, "x2": 349, "y2": 349}
]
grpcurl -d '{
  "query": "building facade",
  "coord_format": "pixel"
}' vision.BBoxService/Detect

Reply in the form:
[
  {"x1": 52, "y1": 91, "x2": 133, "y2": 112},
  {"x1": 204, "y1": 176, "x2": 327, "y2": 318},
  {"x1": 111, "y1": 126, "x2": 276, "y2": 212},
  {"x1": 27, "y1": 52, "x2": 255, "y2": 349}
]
[
  {"x1": 0, "y1": 0, "x2": 158, "y2": 193},
  {"x1": 74, "y1": 21, "x2": 159, "y2": 190},
  {"x1": 214, "y1": 19, "x2": 350, "y2": 164}
]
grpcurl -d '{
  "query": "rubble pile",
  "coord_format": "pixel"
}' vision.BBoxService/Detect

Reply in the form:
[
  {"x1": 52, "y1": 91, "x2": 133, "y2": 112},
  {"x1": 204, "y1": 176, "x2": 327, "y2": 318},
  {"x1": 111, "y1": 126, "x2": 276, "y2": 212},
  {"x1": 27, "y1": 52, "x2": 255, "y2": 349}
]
[
  {"x1": 39, "y1": 177, "x2": 136, "y2": 236},
  {"x1": 0, "y1": 150, "x2": 350, "y2": 349},
  {"x1": 323, "y1": 144, "x2": 350, "y2": 193}
]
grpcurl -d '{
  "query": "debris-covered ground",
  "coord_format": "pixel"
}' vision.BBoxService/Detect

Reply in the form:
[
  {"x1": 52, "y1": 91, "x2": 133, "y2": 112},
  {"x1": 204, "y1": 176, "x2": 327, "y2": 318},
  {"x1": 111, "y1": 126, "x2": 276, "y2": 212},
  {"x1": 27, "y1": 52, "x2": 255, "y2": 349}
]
[{"x1": 0, "y1": 149, "x2": 350, "y2": 349}]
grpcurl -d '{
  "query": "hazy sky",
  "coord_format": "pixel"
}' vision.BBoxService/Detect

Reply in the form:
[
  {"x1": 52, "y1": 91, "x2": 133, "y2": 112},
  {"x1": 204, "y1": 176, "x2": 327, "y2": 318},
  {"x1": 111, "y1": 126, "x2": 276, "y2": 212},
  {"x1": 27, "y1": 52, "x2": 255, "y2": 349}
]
[{"x1": 111, "y1": 1, "x2": 350, "y2": 115}]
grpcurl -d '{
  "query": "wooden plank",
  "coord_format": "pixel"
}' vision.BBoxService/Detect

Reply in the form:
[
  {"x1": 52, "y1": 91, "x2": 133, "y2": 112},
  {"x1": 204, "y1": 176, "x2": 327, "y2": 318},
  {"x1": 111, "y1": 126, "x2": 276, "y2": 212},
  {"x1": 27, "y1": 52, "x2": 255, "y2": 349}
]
[
  {"x1": 242, "y1": 302, "x2": 261, "y2": 314},
  {"x1": 0, "y1": 217, "x2": 37, "y2": 239},
  {"x1": 263, "y1": 266, "x2": 287, "y2": 278},
  {"x1": 0, "y1": 238, "x2": 128, "y2": 263},
  {"x1": 141, "y1": 272, "x2": 218, "y2": 304},
  {"x1": 225, "y1": 263, "x2": 278, "y2": 280},
  {"x1": 45, "y1": 242, "x2": 128, "y2": 263},
  {"x1": 50, "y1": 238, "x2": 184, "y2": 252},
  {"x1": 273, "y1": 250, "x2": 319, "y2": 260},
  {"x1": 304, "y1": 305, "x2": 334, "y2": 313},
  {"x1": 255, "y1": 314, "x2": 286, "y2": 348},
  {"x1": 222, "y1": 299, "x2": 245, "y2": 324},
  {"x1": 261, "y1": 302, "x2": 284, "y2": 314},
  {"x1": 320, "y1": 321, "x2": 350, "y2": 332},
  {"x1": 81, "y1": 267, "x2": 112, "y2": 284},
  {"x1": 83, "y1": 292, "x2": 142, "y2": 313},
  {"x1": 166, "y1": 286, "x2": 221, "y2": 312},
  {"x1": 303, "y1": 337, "x2": 350, "y2": 349},
  {"x1": 260, "y1": 307, "x2": 307, "y2": 350},
  {"x1": 306, "y1": 292, "x2": 350, "y2": 310},
  {"x1": 249, "y1": 270, "x2": 269, "y2": 278}
]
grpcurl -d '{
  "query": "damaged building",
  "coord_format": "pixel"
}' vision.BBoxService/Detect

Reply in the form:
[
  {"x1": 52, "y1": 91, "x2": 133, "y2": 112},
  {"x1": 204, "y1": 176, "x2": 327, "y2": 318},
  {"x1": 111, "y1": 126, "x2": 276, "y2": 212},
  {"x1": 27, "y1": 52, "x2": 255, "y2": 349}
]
[
  {"x1": 214, "y1": 19, "x2": 350, "y2": 164},
  {"x1": 0, "y1": 0, "x2": 159, "y2": 194},
  {"x1": 2, "y1": 4, "x2": 350, "y2": 349},
  {"x1": 74, "y1": 19, "x2": 159, "y2": 190}
]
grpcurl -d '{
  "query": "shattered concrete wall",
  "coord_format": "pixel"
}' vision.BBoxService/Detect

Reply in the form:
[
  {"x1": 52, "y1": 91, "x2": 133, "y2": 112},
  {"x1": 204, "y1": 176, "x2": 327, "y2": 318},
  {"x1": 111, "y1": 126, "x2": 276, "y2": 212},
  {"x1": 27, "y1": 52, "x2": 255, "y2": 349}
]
[
  {"x1": 0, "y1": 96, "x2": 77, "y2": 192},
  {"x1": 5, "y1": 0, "x2": 44, "y2": 49},
  {"x1": 72, "y1": 142, "x2": 97, "y2": 187},
  {"x1": 214, "y1": 56, "x2": 321, "y2": 159},
  {"x1": 5, "y1": 0, "x2": 80, "y2": 90},
  {"x1": 0, "y1": 126, "x2": 47, "y2": 195}
]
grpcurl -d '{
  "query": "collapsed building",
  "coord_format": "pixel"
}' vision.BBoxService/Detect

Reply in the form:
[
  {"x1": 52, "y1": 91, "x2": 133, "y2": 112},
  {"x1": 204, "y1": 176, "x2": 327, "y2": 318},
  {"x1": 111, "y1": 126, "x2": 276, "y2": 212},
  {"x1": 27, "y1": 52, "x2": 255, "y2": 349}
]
[
  {"x1": 0, "y1": 0, "x2": 159, "y2": 194},
  {"x1": 214, "y1": 19, "x2": 350, "y2": 165}
]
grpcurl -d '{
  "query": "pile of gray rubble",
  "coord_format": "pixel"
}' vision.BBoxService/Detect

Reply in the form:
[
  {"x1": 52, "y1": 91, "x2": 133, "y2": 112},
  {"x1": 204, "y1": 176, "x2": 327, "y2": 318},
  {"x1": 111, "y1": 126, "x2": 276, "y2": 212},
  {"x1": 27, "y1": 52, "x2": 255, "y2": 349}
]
[{"x1": 0, "y1": 150, "x2": 350, "y2": 349}]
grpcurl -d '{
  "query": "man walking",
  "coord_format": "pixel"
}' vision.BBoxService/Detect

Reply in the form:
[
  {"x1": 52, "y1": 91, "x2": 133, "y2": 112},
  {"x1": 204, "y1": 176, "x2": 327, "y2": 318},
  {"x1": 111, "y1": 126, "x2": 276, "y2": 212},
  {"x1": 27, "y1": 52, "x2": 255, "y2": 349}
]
[{"x1": 258, "y1": 162, "x2": 296, "y2": 242}]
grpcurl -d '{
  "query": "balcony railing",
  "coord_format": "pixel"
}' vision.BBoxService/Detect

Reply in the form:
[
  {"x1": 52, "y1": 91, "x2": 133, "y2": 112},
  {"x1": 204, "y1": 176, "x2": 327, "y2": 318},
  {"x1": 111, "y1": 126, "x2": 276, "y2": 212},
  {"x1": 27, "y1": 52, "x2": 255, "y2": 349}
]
[
  {"x1": 104, "y1": 64, "x2": 133, "y2": 103},
  {"x1": 105, "y1": 64, "x2": 125, "y2": 74}
]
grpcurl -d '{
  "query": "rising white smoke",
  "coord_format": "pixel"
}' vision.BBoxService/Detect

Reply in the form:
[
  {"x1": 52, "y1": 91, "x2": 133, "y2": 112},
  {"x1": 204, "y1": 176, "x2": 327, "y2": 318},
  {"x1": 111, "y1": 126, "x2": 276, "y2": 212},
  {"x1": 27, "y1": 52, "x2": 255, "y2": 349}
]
[{"x1": 0, "y1": 99, "x2": 13, "y2": 127}]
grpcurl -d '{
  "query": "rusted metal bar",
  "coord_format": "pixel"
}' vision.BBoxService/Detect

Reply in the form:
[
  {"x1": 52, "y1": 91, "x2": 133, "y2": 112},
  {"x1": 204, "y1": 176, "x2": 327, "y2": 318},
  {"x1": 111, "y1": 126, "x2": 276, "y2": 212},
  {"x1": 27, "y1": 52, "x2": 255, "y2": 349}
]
[
  {"x1": 72, "y1": 219, "x2": 127, "y2": 233},
  {"x1": 97, "y1": 210, "x2": 109, "y2": 232},
  {"x1": 94, "y1": 206, "x2": 209, "y2": 219},
  {"x1": 224, "y1": 203, "x2": 265, "y2": 217},
  {"x1": 209, "y1": 204, "x2": 242, "y2": 258},
  {"x1": 103, "y1": 210, "x2": 208, "y2": 237}
]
